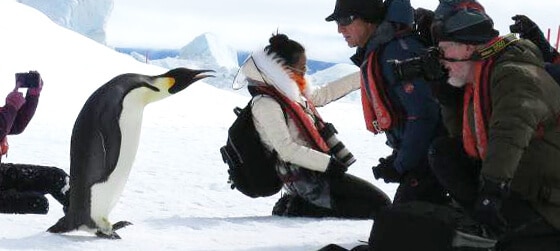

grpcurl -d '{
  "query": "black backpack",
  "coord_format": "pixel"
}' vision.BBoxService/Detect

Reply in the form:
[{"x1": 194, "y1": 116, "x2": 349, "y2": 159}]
[{"x1": 219, "y1": 99, "x2": 283, "y2": 198}]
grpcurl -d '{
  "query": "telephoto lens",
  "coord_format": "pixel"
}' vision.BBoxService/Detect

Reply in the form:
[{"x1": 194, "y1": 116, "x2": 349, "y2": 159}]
[
  {"x1": 389, "y1": 57, "x2": 424, "y2": 81},
  {"x1": 319, "y1": 123, "x2": 356, "y2": 166},
  {"x1": 389, "y1": 47, "x2": 447, "y2": 81}
]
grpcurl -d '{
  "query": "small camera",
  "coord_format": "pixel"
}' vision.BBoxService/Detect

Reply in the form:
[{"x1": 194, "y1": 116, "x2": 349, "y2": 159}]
[
  {"x1": 15, "y1": 72, "x2": 40, "y2": 88},
  {"x1": 319, "y1": 123, "x2": 356, "y2": 167},
  {"x1": 388, "y1": 47, "x2": 447, "y2": 81}
]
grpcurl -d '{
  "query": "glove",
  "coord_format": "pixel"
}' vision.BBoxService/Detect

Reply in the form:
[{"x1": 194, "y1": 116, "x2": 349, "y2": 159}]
[
  {"x1": 510, "y1": 15, "x2": 538, "y2": 38},
  {"x1": 5, "y1": 91, "x2": 25, "y2": 110},
  {"x1": 420, "y1": 48, "x2": 448, "y2": 82},
  {"x1": 325, "y1": 156, "x2": 348, "y2": 178},
  {"x1": 510, "y1": 15, "x2": 559, "y2": 62},
  {"x1": 472, "y1": 176, "x2": 510, "y2": 234},
  {"x1": 372, "y1": 154, "x2": 402, "y2": 183},
  {"x1": 26, "y1": 71, "x2": 43, "y2": 96}
]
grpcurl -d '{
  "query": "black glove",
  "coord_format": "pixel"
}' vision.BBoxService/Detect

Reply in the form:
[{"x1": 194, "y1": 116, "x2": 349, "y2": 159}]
[
  {"x1": 510, "y1": 15, "x2": 559, "y2": 62},
  {"x1": 510, "y1": 15, "x2": 538, "y2": 38},
  {"x1": 325, "y1": 157, "x2": 348, "y2": 178},
  {"x1": 472, "y1": 176, "x2": 510, "y2": 234},
  {"x1": 372, "y1": 154, "x2": 402, "y2": 183},
  {"x1": 421, "y1": 48, "x2": 448, "y2": 82}
]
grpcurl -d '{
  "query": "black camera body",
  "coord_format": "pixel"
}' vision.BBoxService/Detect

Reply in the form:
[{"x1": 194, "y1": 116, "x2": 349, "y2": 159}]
[
  {"x1": 15, "y1": 72, "x2": 40, "y2": 88},
  {"x1": 389, "y1": 47, "x2": 447, "y2": 81}
]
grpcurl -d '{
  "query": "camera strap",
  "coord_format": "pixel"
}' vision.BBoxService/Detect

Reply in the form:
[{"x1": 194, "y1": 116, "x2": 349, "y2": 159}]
[{"x1": 473, "y1": 33, "x2": 519, "y2": 60}]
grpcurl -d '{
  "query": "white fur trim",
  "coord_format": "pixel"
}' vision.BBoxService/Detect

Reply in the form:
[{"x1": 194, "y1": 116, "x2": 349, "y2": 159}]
[{"x1": 247, "y1": 50, "x2": 303, "y2": 102}]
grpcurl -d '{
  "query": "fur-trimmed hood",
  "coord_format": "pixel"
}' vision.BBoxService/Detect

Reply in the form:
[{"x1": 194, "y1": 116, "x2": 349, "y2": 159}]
[{"x1": 236, "y1": 49, "x2": 313, "y2": 102}]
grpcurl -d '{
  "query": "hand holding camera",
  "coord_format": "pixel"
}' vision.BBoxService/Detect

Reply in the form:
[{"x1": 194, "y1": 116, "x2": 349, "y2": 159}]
[
  {"x1": 5, "y1": 91, "x2": 26, "y2": 110},
  {"x1": 15, "y1": 71, "x2": 43, "y2": 96},
  {"x1": 325, "y1": 156, "x2": 348, "y2": 178}
]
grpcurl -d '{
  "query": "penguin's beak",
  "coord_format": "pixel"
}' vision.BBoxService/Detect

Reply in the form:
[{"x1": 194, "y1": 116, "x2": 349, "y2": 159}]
[{"x1": 161, "y1": 68, "x2": 215, "y2": 94}]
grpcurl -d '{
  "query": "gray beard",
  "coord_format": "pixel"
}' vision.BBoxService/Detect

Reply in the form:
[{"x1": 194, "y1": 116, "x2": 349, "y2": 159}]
[{"x1": 448, "y1": 76, "x2": 467, "y2": 88}]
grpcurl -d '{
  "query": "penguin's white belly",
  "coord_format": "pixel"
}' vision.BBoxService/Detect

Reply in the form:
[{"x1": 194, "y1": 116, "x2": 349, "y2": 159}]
[{"x1": 90, "y1": 94, "x2": 146, "y2": 229}]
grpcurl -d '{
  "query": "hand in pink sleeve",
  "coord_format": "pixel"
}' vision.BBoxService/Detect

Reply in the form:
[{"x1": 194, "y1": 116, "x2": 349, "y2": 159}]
[{"x1": 6, "y1": 91, "x2": 25, "y2": 110}]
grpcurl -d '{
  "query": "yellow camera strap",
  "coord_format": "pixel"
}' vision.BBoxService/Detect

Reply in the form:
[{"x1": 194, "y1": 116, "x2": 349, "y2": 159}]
[{"x1": 475, "y1": 33, "x2": 519, "y2": 60}]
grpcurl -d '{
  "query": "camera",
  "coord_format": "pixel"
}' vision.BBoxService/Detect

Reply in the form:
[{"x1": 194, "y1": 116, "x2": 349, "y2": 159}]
[
  {"x1": 319, "y1": 122, "x2": 356, "y2": 167},
  {"x1": 388, "y1": 47, "x2": 447, "y2": 81},
  {"x1": 15, "y1": 72, "x2": 40, "y2": 88}
]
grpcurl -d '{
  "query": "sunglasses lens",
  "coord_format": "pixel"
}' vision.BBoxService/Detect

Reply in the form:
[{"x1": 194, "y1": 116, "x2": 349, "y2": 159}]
[{"x1": 336, "y1": 16, "x2": 354, "y2": 26}]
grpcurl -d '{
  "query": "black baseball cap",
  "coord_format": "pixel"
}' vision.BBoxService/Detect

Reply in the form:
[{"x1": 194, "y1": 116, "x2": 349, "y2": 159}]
[{"x1": 325, "y1": 0, "x2": 385, "y2": 24}]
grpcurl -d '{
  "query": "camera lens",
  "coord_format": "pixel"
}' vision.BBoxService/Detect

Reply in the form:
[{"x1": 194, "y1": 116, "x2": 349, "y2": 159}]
[
  {"x1": 320, "y1": 123, "x2": 356, "y2": 166},
  {"x1": 389, "y1": 57, "x2": 424, "y2": 81},
  {"x1": 390, "y1": 47, "x2": 447, "y2": 82}
]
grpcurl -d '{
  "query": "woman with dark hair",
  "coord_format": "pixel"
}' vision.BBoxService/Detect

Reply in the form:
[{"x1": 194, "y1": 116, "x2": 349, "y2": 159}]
[{"x1": 236, "y1": 33, "x2": 391, "y2": 218}]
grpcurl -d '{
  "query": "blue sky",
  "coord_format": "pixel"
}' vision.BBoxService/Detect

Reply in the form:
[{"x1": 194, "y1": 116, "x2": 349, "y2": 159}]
[{"x1": 106, "y1": 0, "x2": 560, "y2": 64}]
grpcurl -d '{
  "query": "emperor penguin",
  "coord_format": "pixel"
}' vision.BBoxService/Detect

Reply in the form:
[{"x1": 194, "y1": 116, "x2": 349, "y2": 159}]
[{"x1": 47, "y1": 68, "x2": 213, "y2": 239}]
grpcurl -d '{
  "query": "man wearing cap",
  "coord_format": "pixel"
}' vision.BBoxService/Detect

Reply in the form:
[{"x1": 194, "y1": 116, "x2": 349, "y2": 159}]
[
  {"x1": 325, "y1": 0, "x2": 449, "y2": 205},
  {"x1": 429, "y1": 0, "x2": 560, "y2": 248}
]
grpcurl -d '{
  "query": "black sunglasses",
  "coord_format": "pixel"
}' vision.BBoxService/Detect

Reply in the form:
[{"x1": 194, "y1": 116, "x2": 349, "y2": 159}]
[{"x1": 336, "y1": 15, "x2": 357, "y2": 26}]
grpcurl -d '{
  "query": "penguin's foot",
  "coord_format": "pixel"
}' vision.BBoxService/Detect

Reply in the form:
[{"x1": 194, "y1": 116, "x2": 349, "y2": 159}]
[
  {"x1": 112, "y1": 221, "x2": 132, "y2": 231},
  {"x1": 95, "y1": 230, "x2": 122, "y2": 239},
  {"x1": 93, "y1": 221, "x2": 131, "y2": 239}
]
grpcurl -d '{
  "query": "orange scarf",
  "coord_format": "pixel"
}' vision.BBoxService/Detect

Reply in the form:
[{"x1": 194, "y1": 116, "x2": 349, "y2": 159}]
[
  {"x1": 291, "y1": 74, "x2": 307, "y2": 94},
  {"x1": 462, "y1": 59, "x2": 494, "y2": 159}
]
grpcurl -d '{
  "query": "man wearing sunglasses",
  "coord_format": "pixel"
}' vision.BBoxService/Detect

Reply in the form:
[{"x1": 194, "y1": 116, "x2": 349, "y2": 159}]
[
  {"x1": 429, "y1": 0, "x2": 560, "y2": 249},
  {"x1": 325, "y1": 0, "x2": 449, "y2": 205}
]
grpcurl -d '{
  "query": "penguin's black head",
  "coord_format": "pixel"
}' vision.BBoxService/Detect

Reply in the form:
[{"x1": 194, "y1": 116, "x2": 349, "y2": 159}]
[{"x1": 157, "y1": 68, "x2": 214, "y2": 94}]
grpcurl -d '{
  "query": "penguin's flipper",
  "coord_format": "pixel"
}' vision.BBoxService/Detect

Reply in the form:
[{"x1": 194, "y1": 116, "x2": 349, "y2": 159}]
[
  {"x1": 112, "y1": 221, "x2": 133, "y2": 231},
  {"x1": 95, "y1": 230, "x2": 122, "y2": 239}
]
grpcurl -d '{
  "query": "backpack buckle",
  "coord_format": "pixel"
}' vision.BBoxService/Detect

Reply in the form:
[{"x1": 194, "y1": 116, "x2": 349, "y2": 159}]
[{"x1": 373, "y1": 120, "x2": 384, "y2": 134}]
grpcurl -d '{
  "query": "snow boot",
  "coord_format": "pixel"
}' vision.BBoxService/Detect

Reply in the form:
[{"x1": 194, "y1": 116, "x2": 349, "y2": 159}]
[
  {"x1": 284, "y1": 195, "x2": 337, "y2": 218},
  {"x1": 0, "y1": 163, "x2": 69, "y2": 210},
  {"x1": 273, "y1": 194, "x2": 336, "y2": 217},
  {"x1": 0, "y1": 189, "x2": 49, "y2": 214},
  {"x1": 272, "y1": 193, "x2": 292, "y2": 216}
]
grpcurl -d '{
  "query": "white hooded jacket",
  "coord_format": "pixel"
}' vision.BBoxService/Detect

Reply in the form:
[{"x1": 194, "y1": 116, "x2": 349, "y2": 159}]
[{"x1": 239, "y1": 50, "x2": 360, "y2": 173}]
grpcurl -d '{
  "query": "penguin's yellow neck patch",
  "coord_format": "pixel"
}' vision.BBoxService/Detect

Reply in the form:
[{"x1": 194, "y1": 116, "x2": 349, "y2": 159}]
[{"x1": 154, "y1": 77, "x2": 175, "y2": 91}]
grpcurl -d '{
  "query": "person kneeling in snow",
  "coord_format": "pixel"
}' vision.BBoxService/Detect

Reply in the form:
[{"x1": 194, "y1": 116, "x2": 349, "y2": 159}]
[
  {"x1": 0, "y1": 71, "x2": 69, "y2": 214},
  {"x1": 237, "y1": 33, "x2": 391, "y2": 218},
  {"x1": 429, "y1": 0, "x2": 560, "y2": 249}
]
